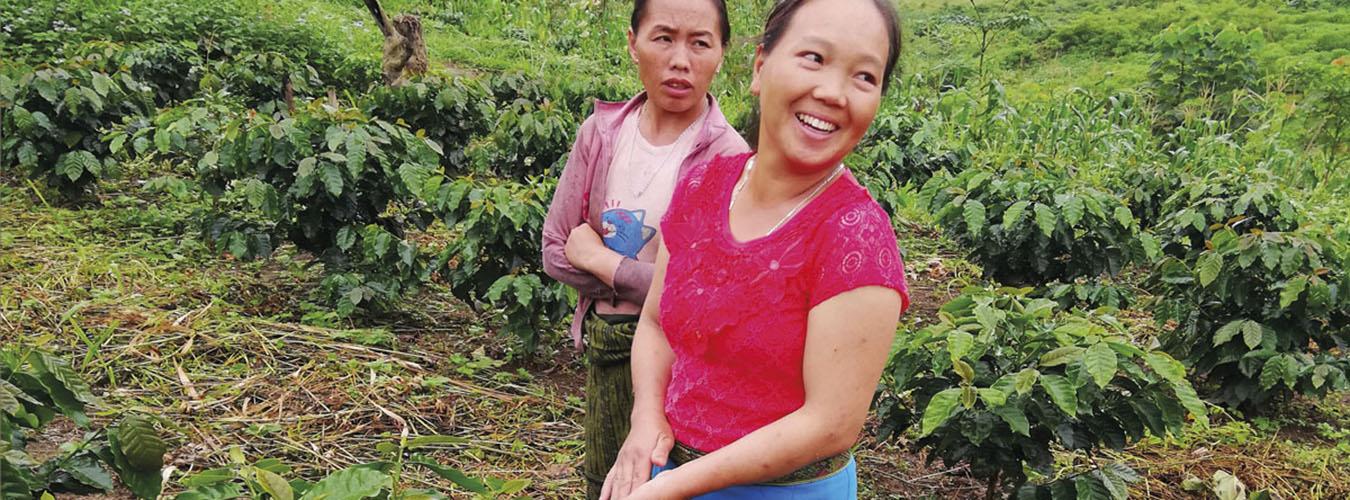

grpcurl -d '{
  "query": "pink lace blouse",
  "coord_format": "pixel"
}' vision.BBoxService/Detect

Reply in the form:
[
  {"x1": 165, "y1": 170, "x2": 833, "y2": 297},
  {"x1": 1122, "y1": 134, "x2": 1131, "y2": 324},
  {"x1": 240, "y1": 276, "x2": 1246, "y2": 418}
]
[{"x1": 658, "y1": 153, "x2": 910, "y2": 452}]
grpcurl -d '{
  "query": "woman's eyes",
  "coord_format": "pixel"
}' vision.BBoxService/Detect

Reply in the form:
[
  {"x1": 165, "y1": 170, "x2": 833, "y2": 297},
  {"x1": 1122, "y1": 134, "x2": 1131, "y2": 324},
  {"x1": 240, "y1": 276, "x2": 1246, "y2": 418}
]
[
  {"x1": 856, "y1": 72, "x2": 878, "y2": 85},
  {"x1": 801, "y1": 52, "x2": 823, "y2": 64}
]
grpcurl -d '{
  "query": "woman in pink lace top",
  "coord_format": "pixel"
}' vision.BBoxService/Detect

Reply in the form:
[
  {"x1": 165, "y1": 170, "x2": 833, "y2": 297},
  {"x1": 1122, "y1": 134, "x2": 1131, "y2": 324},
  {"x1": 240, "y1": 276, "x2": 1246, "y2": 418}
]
[{"x1": 601, "y1": 0, "x2": 909, "y2": 498}]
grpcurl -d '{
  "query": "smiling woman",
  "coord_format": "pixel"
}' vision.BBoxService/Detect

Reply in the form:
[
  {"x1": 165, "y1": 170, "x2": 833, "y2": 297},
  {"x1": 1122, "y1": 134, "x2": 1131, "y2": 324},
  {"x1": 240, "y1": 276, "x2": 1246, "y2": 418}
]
[
  {"x1": 538, "y1": 0, "x2": 749, "y2": 498},
  {"x1": 599, "y1": 0, "x2": 909, "y2": 499}
]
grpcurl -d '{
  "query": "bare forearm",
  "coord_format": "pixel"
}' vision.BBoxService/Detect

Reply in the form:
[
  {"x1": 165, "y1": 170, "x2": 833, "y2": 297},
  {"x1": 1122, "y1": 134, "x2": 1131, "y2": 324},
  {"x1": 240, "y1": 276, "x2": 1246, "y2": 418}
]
[
  {"x1": 649, "y1": 406, "x2": 856, "y2": 496},
  {"x1": 629, "y1": 313, "x2": 674, "y2": 420}
]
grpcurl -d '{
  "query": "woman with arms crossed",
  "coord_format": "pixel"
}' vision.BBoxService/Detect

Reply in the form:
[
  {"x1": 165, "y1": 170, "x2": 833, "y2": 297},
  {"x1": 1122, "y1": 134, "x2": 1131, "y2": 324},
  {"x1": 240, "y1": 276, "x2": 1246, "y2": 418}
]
[
  {"x1": 602, "y1": 0, "x2": 908, "y2": 498},
  {"x1": 540, "y1": 1, "x2": 749, "y2": 498}
]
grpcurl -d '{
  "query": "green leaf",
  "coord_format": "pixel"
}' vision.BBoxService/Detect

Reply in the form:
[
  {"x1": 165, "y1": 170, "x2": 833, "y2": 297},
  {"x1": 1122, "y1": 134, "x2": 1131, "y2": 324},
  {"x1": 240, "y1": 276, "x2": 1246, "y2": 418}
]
[
  {"x1": 182, "y1": 467, "x2": 237, "y2": 487},
  {"x1": 1144, "y1": 352, "x2": 1187, "y2": 384},
  {"x1": 1040, "y1": 346, "x2": 1085, "y2": 367},
  {"x1": 1113, "y1": 206, "x2": 1134, "y2": 228},
  {"x1": 117, "y1": 415, "x2": 166, "y2": 471},
  {"x1": 61, "y1": 452, "x2": 115, "y2": 492},
  {"x1": 1, "y1": 459, "x2": 33, "y2": 500},
  {"x1": 952, "y1": 359, "x2": 975, "y2": 383},
  {"x1": 977, "y1": 387, "x2": 1008, "y2": 407},
  {"x1": 1280, "y1": 275, "x2": 1308, "y2": 309},
  {"x1": 494, "y1": 479, "x2": 530, "y2": 495},
  {"x1": 1197, "y1": 252, "x2": 1223, "y2": 287},
  {"x1": 919, "y1": 388, "x2": 963, "y2": 437},
  {"x1": 405, "y1": 435, "x2": 469, "y2": 449},
  {"x1": 412, "y1": 461, "x2": 487, "y2": 493},
  {"x1": 1061, "y1": 195, "x2": 1085, "y2": 226},
  {"x1": 257, "y1": 468, "x2": 295, "y2": 500},
  {"x1": 0, "y1": 381, "x2": 21, "y2": 415},
  {"x1": 298, "y1": 466, "x2": 390, "y2": 500},
  {"x1": 1034, "y1": 203, "x2": 1057, "y2": 237},
  {"x1": 1240, "y1": 320, "x2": 1265, "y2": 350},
  {"x1": 57, "y1": 151, "x2": 97, "y2": 182},
  {"x1": 963, "y1": 199, "x2": 986, "y2": 237},
  {"x1": 91, "y1": 72, "x2": 113, "y2": 96},
  {"x1": 107, "y1": 430, "x2": 163, "y2": 500},
  {"x1": 947, "y1": 330, "x2": 975, "y2": 361},
  {"x1": 1084, "y1": 342, "x2": 1118, "y2": 388},
  {"x1": 1139, "y1": 232, "x2": 1161, "y2": 261},
  {"x1": 1259, "y1": 355, "x2": 1287, "y2": 390},
  {"x1": 175, "y1": 483, "x2": 243, "y2": 500},
  {"x1": 1213, "y1": 320, "x2": 1244, "y2": 346},
  {"x1": 1003, "y1": 200, "x2": 1030, "y2": 232},
  {"x1": 1014, "y1": 368, "x2": 1039, "y2": 395},
  {"x1": 1040, "y1": 374, "x2": 1078, "y2": 416},
  {"x1": 1172, "y1": 381, "x2": 1209, "y2": 427},
  {"x1": 320, "y1": 164, "x2": 344, "y2": 197},
  {"x1": 992, "y1": 403, "x2": 1030, "y2": 436}
]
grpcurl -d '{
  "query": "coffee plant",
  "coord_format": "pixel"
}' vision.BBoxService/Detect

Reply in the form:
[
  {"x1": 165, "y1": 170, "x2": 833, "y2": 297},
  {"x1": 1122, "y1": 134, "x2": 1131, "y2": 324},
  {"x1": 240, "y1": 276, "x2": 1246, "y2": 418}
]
[
  {"x1": 175, "y1": 435, "x2": 528, "y2": 500},
  {"x1": 1152, "y1": 226, "x2": 1350, "y2": 409},
  {"x1": 1035, "y1": 277, "x2": 1137, "y2": 312},
  {"x1": 922, "y1": 167, "x2": 1154, "y2": 285},
  {"x1": 199, "y1": 100, "x2": 444, "y2": 314},
  {"x1": 2, "y1": 344, "x2": 168, "y2": 499},
  {"x1": 877, "y1": 288, "x2": 1206, "y2": 498},
  {"x1": 104, "y1": 91, "x2": 240, "y2": 168},
  {"x1": 433, "y1": 175, "x2": 570, "y2": 351},
  {"x1": 468, "y1": 99, "x2": 577, "y2": 178},
  {"x1": 363, "y1": 74, "x2": 496, "y2": 172},
  {"x1": 853, "y1": 103, "x2": 962, "y2": 194},
  {"x1": 1146, "y1": 23, "x2": 1265, "y2": 132},
  {"x1": 1108, "y1": 163, "x2": 1180, "y2": 230},
  {"x1": 0, "y1": 64, "x2": 153, "y2": 199},
  {"x1": 1155, "y1": 169, "x2": 1304, "y2": 259},
  {"x1": 73, "y1": 40, "x2": 204, "y2": 106},
  {"x1": 199, "y1": 52, "x2": 322, "y2": 112}
]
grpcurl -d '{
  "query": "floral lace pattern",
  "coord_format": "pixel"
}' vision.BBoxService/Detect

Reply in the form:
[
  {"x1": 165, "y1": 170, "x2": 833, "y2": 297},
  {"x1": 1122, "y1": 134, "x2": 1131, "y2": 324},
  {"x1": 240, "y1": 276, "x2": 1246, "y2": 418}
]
[{"x1": 658, "y1": 153, "x2": 910, "y2": 451}]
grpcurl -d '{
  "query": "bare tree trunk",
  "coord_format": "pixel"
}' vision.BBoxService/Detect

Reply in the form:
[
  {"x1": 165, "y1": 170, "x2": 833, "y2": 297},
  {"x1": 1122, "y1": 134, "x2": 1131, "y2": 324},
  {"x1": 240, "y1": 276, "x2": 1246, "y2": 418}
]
[{"x1": 283, "y1": 75, "x2": 295, "y2": 114}]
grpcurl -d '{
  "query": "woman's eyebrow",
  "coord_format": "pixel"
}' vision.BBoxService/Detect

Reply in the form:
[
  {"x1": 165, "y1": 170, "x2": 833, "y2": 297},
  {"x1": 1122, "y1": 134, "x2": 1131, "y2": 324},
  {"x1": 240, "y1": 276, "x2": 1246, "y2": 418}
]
[
  {"x1": 648, "y1": 24, "x2": 714, "y2": 38},
  {"x1": 799, "y1": 35, "x2": 883, "y2": 66}
]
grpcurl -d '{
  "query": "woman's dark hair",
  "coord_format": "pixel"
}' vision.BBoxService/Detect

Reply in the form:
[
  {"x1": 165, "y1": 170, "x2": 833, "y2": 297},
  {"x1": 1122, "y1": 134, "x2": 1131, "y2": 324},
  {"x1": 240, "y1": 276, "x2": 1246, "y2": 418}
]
[
  {"x1": 761, "y1": 0, "x2": 903, "y2": 92},
  {"x1": 631, "y1": 0, "x2": 732, "y2": 47}
]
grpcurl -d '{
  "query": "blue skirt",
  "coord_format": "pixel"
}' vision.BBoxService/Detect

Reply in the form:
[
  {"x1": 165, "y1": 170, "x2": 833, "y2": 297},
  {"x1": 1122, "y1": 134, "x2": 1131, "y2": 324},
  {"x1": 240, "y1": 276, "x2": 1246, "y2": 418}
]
[{"x1": 650, "y1": 457, "x2": 857, "y2": 499}]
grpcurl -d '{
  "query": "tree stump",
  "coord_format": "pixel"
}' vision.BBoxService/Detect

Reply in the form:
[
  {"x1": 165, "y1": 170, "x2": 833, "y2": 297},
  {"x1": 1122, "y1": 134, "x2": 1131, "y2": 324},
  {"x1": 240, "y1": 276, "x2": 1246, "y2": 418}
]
[{"x1": 364, "y1": 0, "x2": 429, "y2": 86}]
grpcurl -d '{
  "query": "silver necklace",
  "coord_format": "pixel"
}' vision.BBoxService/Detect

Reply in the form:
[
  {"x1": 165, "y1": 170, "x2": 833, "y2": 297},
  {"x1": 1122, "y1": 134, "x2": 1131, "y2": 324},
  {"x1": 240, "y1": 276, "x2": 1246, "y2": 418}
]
[
  {"x1": 728, "y1": 155, "x2": 845, "y2": 237},
  {"x1": 624, "y1": 104, "x2": 695, "y2": 200}
]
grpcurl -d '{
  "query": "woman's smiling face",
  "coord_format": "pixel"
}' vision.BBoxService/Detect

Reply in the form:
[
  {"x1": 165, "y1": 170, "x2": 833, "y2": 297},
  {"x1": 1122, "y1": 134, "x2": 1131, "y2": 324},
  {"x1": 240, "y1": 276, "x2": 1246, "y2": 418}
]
[{"x1": 750, "y1": 0, "x2": 891, "y2": 173}]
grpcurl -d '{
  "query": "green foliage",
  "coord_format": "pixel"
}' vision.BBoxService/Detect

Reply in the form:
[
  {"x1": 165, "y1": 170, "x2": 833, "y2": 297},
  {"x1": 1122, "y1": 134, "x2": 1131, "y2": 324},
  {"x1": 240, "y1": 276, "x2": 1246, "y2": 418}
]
[
  {"x1": 1147, "y1": 23, "x2": 1266, "y2": 132},
  {"x1": 199, "y1": 52, "x2": 322, "y2": 112},
  {"x1": 73, "y1": 40, "x2": 205, "y2": 106},
  {"x1": 363, "y1": 75, "x2": 496, "y2": 173},
  {"x1": 0, "y1": 64, "x2": 153, "y2": 199},
  {"x1": 1, "y1": 344, "x2": 166, "y2": 499},
  {"x1": 1151, "y1": 226, "x2": 1350, "y2": 409},
  {"x1": 432, "y1": 176, "x2": 569, "y2": 351},
  {"x1": 105, "y1": 91, "x2": 240, "y2": 168},
  {"x1": 199, "y1": 101, "x2": 443, "y2": 314},
  {"x1": 1294, "y1": 56, "x2": 1349, "y2": 183},
  {"x1": 175, "y1": 435, "x2": 527, "y2": 500},
  {"x1": 468, "y1": 99, "x2": 577, "y2": 178},
  {"x1": 1155, "y1": 169, "x2": 1304, "y2": 259},
  {"x1": 1036, "y1": 277, "x2": 1137, "y2": 312},
  {"x1": 852, "y1": 98, "x2": 962, "y2": 198},
  {"x1": 878, "y1": 288, "x2": 1205, "y2": 495},
  {"x1": 923, "y1": 166, "x2": 1144, "y2": 285}
]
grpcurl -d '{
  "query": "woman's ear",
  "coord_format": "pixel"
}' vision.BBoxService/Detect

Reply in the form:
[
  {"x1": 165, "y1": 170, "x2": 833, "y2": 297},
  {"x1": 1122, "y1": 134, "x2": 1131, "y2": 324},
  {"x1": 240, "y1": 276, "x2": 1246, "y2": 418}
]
[
  {"x1": 627, "y1": 29, "x2": 640, "y2": 65},
  {"x1": 749, "y1": 45, "x2": 766, "y2": 96}
]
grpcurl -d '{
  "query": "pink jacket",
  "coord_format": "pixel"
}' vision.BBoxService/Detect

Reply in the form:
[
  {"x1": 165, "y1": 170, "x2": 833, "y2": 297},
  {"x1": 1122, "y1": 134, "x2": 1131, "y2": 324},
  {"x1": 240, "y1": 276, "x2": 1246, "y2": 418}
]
[{"x1": 541, "y1": 92, "x2": 750, "y2": 349}]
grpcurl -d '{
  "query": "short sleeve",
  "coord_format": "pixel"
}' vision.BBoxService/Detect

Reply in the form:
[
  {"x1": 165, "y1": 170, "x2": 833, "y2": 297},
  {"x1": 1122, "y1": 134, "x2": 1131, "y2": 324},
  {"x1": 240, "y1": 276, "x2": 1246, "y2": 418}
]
[{"x1": 808, "y1": 200, "x2": 910, "y2": 313}]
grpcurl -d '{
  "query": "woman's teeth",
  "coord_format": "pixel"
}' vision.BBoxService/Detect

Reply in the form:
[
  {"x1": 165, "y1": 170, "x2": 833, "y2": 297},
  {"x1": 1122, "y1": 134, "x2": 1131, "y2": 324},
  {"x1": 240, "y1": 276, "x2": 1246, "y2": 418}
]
[{"x1": 796, "y1": 113, "x2": 838, "y2": 133}]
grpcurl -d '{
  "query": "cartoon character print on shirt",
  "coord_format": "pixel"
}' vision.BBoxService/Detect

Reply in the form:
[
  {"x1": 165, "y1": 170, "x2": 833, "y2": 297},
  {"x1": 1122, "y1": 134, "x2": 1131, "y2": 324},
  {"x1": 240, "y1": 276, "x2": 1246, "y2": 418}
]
[{"x1": 601, "y1": 205, "x2": 657, "y2": 259}]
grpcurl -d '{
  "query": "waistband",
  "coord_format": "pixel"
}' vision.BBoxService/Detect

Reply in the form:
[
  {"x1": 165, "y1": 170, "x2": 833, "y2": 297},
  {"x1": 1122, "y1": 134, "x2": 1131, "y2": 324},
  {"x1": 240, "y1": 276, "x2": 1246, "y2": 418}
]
[{"x1": 668, "y1": 441, "x2": 853, "y2": 486}]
